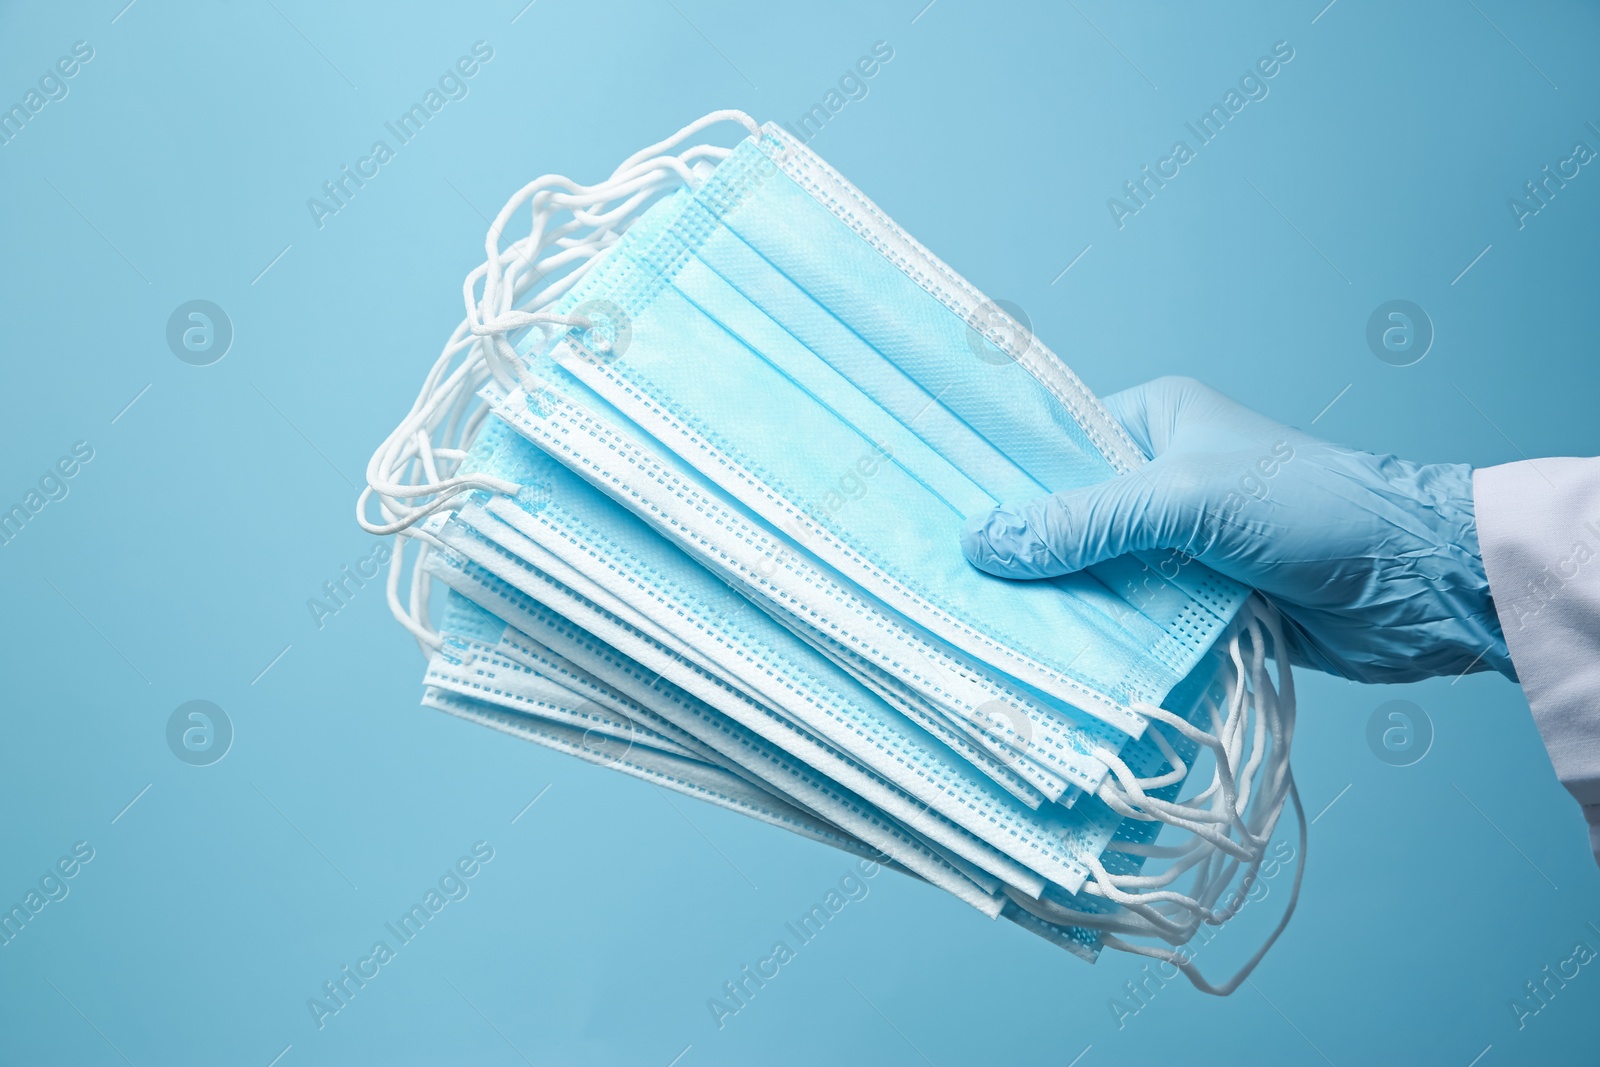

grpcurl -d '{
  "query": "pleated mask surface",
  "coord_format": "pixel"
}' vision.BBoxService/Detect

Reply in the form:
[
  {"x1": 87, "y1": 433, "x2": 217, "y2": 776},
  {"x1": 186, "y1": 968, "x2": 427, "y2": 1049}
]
[{"x1": 523, "y1": 128, "x2": 1250, "y2": 736}]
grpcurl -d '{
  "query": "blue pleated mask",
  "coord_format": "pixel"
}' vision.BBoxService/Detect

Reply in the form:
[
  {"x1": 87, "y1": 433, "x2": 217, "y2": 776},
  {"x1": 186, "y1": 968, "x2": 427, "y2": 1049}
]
[{"x1": 524, "y1": 127, "x2": 1251, "y2": 737}]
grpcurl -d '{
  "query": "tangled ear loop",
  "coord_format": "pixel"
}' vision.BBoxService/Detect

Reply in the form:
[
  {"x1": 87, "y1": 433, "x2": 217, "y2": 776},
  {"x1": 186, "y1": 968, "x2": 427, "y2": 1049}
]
[
  {"x1": 359, "y1": 112, "x2": 764, "y2": 653},
  {"x1": 1004, "y1": 596, "x2": 1301, "y2": 994}
]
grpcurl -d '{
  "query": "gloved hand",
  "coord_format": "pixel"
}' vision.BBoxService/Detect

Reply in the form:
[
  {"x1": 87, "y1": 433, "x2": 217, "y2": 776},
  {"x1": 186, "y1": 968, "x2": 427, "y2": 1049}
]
[{"x1": 959, "y1": 376, "x2": 1514, "y2": 684}]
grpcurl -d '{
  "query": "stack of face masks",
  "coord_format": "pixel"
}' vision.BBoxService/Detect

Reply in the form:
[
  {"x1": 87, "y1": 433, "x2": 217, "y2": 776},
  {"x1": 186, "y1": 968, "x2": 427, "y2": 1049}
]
[{"x1": 361, "y1": 111, "x2": 1304, "y2": 995}]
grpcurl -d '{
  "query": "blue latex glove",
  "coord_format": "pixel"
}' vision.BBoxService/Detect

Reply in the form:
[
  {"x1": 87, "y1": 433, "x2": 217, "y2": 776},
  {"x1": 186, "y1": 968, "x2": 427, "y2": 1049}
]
[{"x1": 959, "y1": 376, "x2": 1514, "y2": 684}]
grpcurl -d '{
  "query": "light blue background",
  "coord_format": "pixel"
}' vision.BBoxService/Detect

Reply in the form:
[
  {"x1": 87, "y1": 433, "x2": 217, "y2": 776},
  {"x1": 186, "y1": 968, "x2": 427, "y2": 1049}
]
[{"x1": 2, "y1": 1, "x2": 1597, "y2": 1064}]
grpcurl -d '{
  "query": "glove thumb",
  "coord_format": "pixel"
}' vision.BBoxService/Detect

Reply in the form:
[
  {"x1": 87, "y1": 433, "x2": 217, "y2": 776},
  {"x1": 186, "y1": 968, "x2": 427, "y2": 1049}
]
[{"x1": 960, "y1": 471, "x2": 1183, "y2": 579}]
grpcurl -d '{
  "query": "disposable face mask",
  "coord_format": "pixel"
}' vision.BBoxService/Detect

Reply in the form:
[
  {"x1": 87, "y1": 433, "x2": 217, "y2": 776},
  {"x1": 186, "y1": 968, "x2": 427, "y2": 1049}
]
[
  {"x1": 528, "y1": 141, "x2": 1241, "y2": 735},
  {"x1": 361, "y1": 111, "x2": 1304, "y2": 994}
]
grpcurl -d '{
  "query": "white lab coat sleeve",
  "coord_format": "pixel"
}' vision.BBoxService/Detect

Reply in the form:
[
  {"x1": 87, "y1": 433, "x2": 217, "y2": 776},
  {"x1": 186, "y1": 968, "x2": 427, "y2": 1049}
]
[{"x1": 1475, "y1": 458, "x2": 1600, "y2": 865}]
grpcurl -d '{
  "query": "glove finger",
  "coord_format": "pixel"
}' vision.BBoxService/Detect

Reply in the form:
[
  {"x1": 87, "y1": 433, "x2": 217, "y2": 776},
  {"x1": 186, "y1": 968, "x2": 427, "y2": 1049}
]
[
  {"x1": 960, "y1": 469, "x2": 1181, "y2": 578},
  {"x1": 1101, "y1": 384, "x2": 1157, "y2": 460}
]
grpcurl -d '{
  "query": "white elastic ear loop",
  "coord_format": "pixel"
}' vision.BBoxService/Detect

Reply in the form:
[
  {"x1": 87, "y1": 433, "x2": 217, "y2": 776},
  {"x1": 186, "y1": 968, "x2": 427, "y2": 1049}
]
[
  {"x1": 1100, "y1": 777, "x2": 1306, "y2": 998},
  {"x1": 364, "y1": 109, "x2": 763, "y2": 526},
  {"x1": 1013, "y1": 597, "x2": 1298, "y2": 984},
  {"x1": 1095, "y1": 651, "x2": 1259, "y2": 876},
  {"x1": 1171, "y1": 604, "x2": 1293, "y2": 920},
  {"x1": 361, "y1": 326, "x2": 517, "y2": 536},
  {"x1": 464, "y1": 112, "x2": 760, "y2": 402},
  {"x1": 359, "y1": 111, "x2": 763, "y2": 638},
  {"x1": 384, "y1": 531, "x2": 441, "y2": 653},
  {"x1": 1112, "y1": 599, "x2": 1301, "y2": 993},
  {"x1": 468, "y1": 110, "x2": 760, "y2": 344}
]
